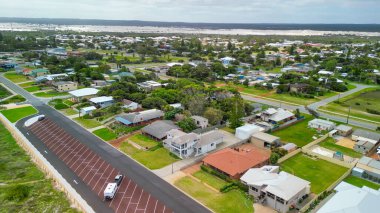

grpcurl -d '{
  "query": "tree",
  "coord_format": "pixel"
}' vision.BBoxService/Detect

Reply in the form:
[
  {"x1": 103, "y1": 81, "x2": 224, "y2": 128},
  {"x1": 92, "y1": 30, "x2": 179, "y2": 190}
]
[
  {"x1": 177, "y1": 117, "x2": 197, "y2": 133},
  {"x1": 243, "y1": 79, "x2": 249, "y2": 87},
  {"x1": 270, "y1": 153, "x2": 281, "y2": 164},
  {"x1": 203, "y1": 108, "x2": 223, "y2": 125},
  {"x1": 228, "y1": 96, "x2": 244, "y2": 129},
  {"x1": 141, "y1": 97, "x2": 167, "y2": 109},
  {"x1": 0, "y1": 32, "x2": 3, "y2": 41},
  {"x1": 184, "y1": 94, "x2": 207, "y2": 116}
]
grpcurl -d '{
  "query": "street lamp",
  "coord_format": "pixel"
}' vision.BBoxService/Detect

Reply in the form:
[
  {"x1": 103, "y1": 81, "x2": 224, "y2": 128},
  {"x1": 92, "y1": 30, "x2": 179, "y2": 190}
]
[{"x1": 346, "y1": 106, "x2": 351, "y2": 124}]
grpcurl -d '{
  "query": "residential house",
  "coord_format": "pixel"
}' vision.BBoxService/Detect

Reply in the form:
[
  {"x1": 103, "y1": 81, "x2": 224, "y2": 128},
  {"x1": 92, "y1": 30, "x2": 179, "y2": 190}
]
[
  {"x1": 308, "y1": 119, "x2": 336, "y2": 131},
  {"x1": 191, "y1": 116, "x2": 209, "y2": 129},
  {"x1": 116, "y1": 109, "x2": 164, "y2": 126},
  {"x1": 335, "y1": 124, "x2": 353, "y2": 137},
  {"x1": 31, "y1": 68, "x2": 49, "y2": 77},
  {"x1": 194, "y1": 130, "x2": 224, "y2": 156},
  {"x1": 142, "y1": 120, "x2": 179, "y2": 141},
  {"x1": 289, "y1": 83, "x2": 311, "y2": 93},
  {"x1": 122, "y1": 99, "x2": 139, "y2": 111},
  {"x1": 52, "y1": 81, "x2": 78, "y2": 92},
  {"x1": 89, "y1": 96, "x2": 114, "y2": 108},
  {"x1": 93, "y1": 80, "x2": 107, "y2": 87},
  {"x1": 352, "y1": 129, "x2": 380, "y2": 145},
  {"x1": 251, "y1": 132, "x2": 280, "y2": 149},
  {"x1": 163, "y1": 129, "x2": 198, "y2": 158},
  {"x1": 68, "y1": 88, "x2": 99, "y2": 102},
  {"x1": 354, "y1": 156, "x2": 380, "y2": 180},
  {"x1": 259, "y1": 108, "x2": 295, "y2": 125},
  {"x1": 22, "y1": 68, "x2": 33, "y2": 76},
  {"x1": 137, "y1": 81, "x2": 162, "y2": 91},
  {"x1": 80, "y1": 106, "x2": 96, "y2": 115},
  {"x1": 317, "y1": 181, "x2": 380, "y2": 213},
  {"x1": 240, "y1": 166, "x2": 310, "y2": 213},
  {"x1": 163, "y1": 129, "x2": 224, "y2": 158},
  {"x1": 35, "y1": 73, "x2": 68, "y2": 84},
  {"x1": 354, "y1": 140, "x2": 376, "y2": 154},
  {"x1": 202, "y1": 147, "x2": 270, "y2": 179},
  {"x1": 219, "y1": 57, "x2": 235, "y2": 66},
  {"x1": 235, "y1": 124, "x2": 264, "y2": 140}
]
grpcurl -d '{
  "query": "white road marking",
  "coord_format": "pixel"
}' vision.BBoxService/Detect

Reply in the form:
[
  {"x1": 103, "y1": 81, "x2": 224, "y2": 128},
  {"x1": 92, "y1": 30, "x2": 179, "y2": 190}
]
[
  {"x1": 44, "y1": 150, "x2": 48, "y2": 154},
  {"x1": 73, "y1": 180, "x2": 78, "y2": 184}
]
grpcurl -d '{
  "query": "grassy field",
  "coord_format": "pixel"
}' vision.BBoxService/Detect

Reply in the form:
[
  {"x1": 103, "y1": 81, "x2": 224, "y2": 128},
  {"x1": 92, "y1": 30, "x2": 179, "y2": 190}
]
[
  {"x1": 272, "y1": 114, "x2": 321, "y2": 147},
  {"x1": 93, "y1": 128, "x2": 117, "y2": 141},
  {"x1": 0, "y1": 122, "x2": 78, "y2": 212},
  {"x1": 4, "y1": 72, "x2": 29, "y2": 83},
  {"x1": 34, "y1": 90, "x2": 68, "y2": 98},
  {"x1": 18, "y1": 82, "x2": 35, "y2": 88},
  {"x1": 73, "y1": 117, "x2": 102, "y2": 129},
  {"x1": 62, "y1": 108, "x2": 78, "y2": 116},
  {"x1": 24, "y1": 86, "x2": 41, "y2": 92},
  {"x1": 319, "y1": 137, "x2": 362, "y2": 158},
  {"x1": 129, "y1": 134, "x2": 159, "y2": 149},
  {"x1": 175, "y1": 176, "x2": 253, "y2": 213},
  {"x1": 193, "y1": 170, "x2": 228, "y2": 190},
  {"x1": 119, "y1": 142, "x2": 178, "y2": 169},
  {"x1": 223, "y1": 83, "x2": 337, "y2": 106},
  {"x1": 0, "y1": 84, "x2": 12, "y2": 99},
  {"x1": 344, "y1": 175, "x2": 380, "y2": 190},
  {"x1": 0, "y1": 95, "x2": 26, "y2": 104},
  {"x1": 1, "y1": 106, "x2": 38, "y2": 123},
  {"x1": 280, "y1": 153, "x2": 348, "y2": 194},
  {"x1": 320, "y1": 88, "x2": 380, "y2": 123}
]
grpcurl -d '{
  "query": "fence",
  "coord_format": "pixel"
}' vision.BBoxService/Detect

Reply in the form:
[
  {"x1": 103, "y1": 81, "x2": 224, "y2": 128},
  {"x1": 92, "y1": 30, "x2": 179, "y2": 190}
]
[
  {"x1": 277, "y1": 148, "x2": 302, "y2": 164},
  {"x1": 0, "y1": 114, "x2": 94, "y2": 213},
  {"x1": 270, "y1": 117, "x2": 305, "y2": 133}
]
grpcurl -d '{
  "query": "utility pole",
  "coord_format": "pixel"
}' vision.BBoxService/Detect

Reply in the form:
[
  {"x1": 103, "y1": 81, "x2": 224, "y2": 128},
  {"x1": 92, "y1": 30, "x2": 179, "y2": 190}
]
[{"x1": 346, "y1": 106, "x2": 351, "y2": 124}]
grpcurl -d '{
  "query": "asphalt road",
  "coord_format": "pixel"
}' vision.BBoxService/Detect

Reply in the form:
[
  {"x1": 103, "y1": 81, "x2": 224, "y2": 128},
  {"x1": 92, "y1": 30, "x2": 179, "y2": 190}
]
[{"x1": 1, "y1": 74, "x2": 210, "y2": 213}]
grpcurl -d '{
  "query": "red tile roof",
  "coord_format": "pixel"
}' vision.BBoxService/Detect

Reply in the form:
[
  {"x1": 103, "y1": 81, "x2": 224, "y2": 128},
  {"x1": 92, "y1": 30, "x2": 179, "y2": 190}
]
[{"x1": 202, "y1": 147, "x2": 270, "y2": 177}]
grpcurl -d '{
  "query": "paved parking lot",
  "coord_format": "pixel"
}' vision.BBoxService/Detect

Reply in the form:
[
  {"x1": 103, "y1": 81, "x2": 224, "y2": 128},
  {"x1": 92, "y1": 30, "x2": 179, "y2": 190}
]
[{"x1": 28, "y1": 118, "x2": 171, "y2": 213}]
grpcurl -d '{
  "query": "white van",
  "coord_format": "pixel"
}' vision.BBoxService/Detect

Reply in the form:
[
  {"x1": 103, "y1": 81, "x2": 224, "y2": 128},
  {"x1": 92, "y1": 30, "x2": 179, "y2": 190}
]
[{"x1": 104, "y1": 183, "x2": 117, "y2": 200}]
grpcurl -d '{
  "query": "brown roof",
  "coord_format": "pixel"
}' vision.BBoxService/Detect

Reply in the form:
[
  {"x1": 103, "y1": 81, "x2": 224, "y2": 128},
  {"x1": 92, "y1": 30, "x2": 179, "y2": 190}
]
[{"x1": 202, "y1": 147, "x2": 270, "y2": 177}]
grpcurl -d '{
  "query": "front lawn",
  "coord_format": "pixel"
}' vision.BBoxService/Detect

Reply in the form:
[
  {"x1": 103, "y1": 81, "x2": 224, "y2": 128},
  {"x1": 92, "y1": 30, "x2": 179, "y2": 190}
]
[
  {"x1": 24, "y1": 86, "x2": 41, "y2": 92},
  {"x1": 272, "y1": 114, "x2": 320, "y2": 147},
  {"x1": 19, "y1": 82, "x2": 35, "y2": 88},
  {"x1": 4, "y1": 72, "x2": 29, "y2": 83},
  {"x1": 73, "y1": 117, "x2": 101, "y2": 129},
  {"x1": 129, "y1": 133, "x2": 159, "y2": 149},
  {"x1": 192, "y1": 170, "x2": 228, "y2": 190},
  {"x1": 34, "y1": 90, "x2": 68, "y2": 98},
  {"x1": 175, "y1": 176, "x2": 253, "y2": 213},
  {"x1": 0, "y1": 95, "x2": 26, "y2": 104},
  {"x1": 319, "y1": 137, "x2": 362, "y2": 158},
  {"x1": 0, "y1": 84, "x2": 12, "y2": 99},
  {"x1": 344, "y1": 175, "x2": 380, "y2": 190},
  {"x1": 119, "y1": 142, "x2": 178, "y2": 169},
  {"x1": 1, "y1": 106, "x2": 38, "y2": 123},
  {"x1": 0, "y1": 122, "x2": 78, "y2": 212},
  {"x1": 93, "y1": 128, "x2": 117, "y2": 141},
  {"x1": 280, "y1": 153, "x2": 348, "y2": 194},
  {"x1": 221, "y1": 126, "x2": 235, "y2": 134}
]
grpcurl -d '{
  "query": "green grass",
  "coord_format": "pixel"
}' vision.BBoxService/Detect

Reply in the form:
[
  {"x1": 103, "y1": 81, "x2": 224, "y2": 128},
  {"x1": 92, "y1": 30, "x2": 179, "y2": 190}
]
[
  {"x1": 0, "y1": 122, "x2": 78, "y2": 212},
  {"x1": 1, "y1": 106, "x2": 38, "y2": 123},
  {"x1": 280, "y1": 153, "x2": 348, "y2": 194},
  {"x1": 93, "y1": 128, "x2": 117, "y2": 141},
  {"x1": 319, "y1": 137, "x2": 362, "y2": 158},
  {"x1": 18, "y1": 82, "x2": 35, "y2": 88},
  {"x1": 344, "y1": 175, "x2": 380, "y2": 190},
  {"x1": 0, "y1": 95, "x2": 26, "y2": 104},
  {"x1": 4, "y1": 72, "x2": 29, "y2": 83},
  {"x1": 0, "y1": 84, "x2": 12, "y2": 99},
  {"x1": 24, "y1": 86, "x2": 41, "y2": 92},
  {"x1": 193, "y1": 170, "x2": 228, "y2": 190},
  {"x1": 62, "y1": 108, "x2": 78, "y2": 116},
  {"x1": 175, "y1": 176, "x2": 253, "y2": 213},
  {"x1": 34, "y1": 91, "x2": 68, "y2": 98},
  {"x1": 119, "y1": 142, "x2": 178, "y2": 169},
  {"x1": 73, "y1": 117, "x2": 101, "y2": 129},
  {"x1": 272, "y1": 114, "x2": 320, "y2": 147},
  {"x1": 221, "y1": 126, "x2": 235, "y2": 134},
  {"x1": 129, "y1": 134, "x2": 159, "y2": 149},
  {"x1": 320, "y1": 89, "x2": 380, "y2": 123}
]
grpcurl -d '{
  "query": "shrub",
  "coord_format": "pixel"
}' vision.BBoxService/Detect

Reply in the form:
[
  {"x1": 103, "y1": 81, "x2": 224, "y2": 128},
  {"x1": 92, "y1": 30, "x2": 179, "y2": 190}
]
[
  {"x1": 366, "y1": 108, "x2": 380, "y2": 115},
  {"x1": 5, "y1": 185, "x2": 30, "y2": 201},
  {"x1": 54, "y1": 103, "x2": 69, "y2": 110}
]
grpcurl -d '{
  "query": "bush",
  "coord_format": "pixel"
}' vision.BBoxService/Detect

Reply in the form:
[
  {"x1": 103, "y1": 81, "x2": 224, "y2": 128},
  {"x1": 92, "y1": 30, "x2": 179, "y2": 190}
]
[
  {"x1": 5, "y1": 185, "x2": 30, "y2": 201},
  {"x1": 366, "y1": 108, "x2": 380, "y2": 115},
  {"x1": 54, "y1": 103, "x2": 69, "y2": 110}
]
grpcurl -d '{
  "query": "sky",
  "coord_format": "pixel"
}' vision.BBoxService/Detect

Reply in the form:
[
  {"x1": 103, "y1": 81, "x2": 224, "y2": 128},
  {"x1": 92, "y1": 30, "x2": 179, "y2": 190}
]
[{"x1": 0, "y1": 0, "x2": 379, "y2": 24}]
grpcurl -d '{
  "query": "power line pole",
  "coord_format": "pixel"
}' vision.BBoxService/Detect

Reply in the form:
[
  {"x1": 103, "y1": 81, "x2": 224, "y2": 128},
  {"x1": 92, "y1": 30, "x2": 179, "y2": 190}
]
[{"x1": 346, "y1": 106, "x2": 351, "y2": 124}]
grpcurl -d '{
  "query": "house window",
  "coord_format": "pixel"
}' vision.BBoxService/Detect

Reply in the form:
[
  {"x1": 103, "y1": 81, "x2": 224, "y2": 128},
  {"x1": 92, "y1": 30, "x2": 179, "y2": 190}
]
[
  {"x1": 276, "y1": 197, "x2": 285, "y2": 204},
  {"x1": 267, "y1": 192, "x2": 275, "y2": 199},
  {"x1": 211, "y1": 143, "x2": 214, "y2": 146},
  {"x1": 251, "y1": 186, "x2": 258, "y2": 192}
]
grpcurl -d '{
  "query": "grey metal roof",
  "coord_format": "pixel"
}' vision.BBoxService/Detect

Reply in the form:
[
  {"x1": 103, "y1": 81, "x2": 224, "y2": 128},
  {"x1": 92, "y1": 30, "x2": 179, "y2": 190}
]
[
  {"x1": 251, "y1": 132, "x2": 280, "y2": 143},
  {"x1": 353, "y1": 129, "x2": 380, "y2": 141},
  {"x1": 141, "y1": 120, "x2": 179, "y2": 140},
  {"x1": 335, "y1": 124, "x2": 352, "y2": 132},
  {"x1": 195, "y1": 130, "x2": 223, "y2": 148}
]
